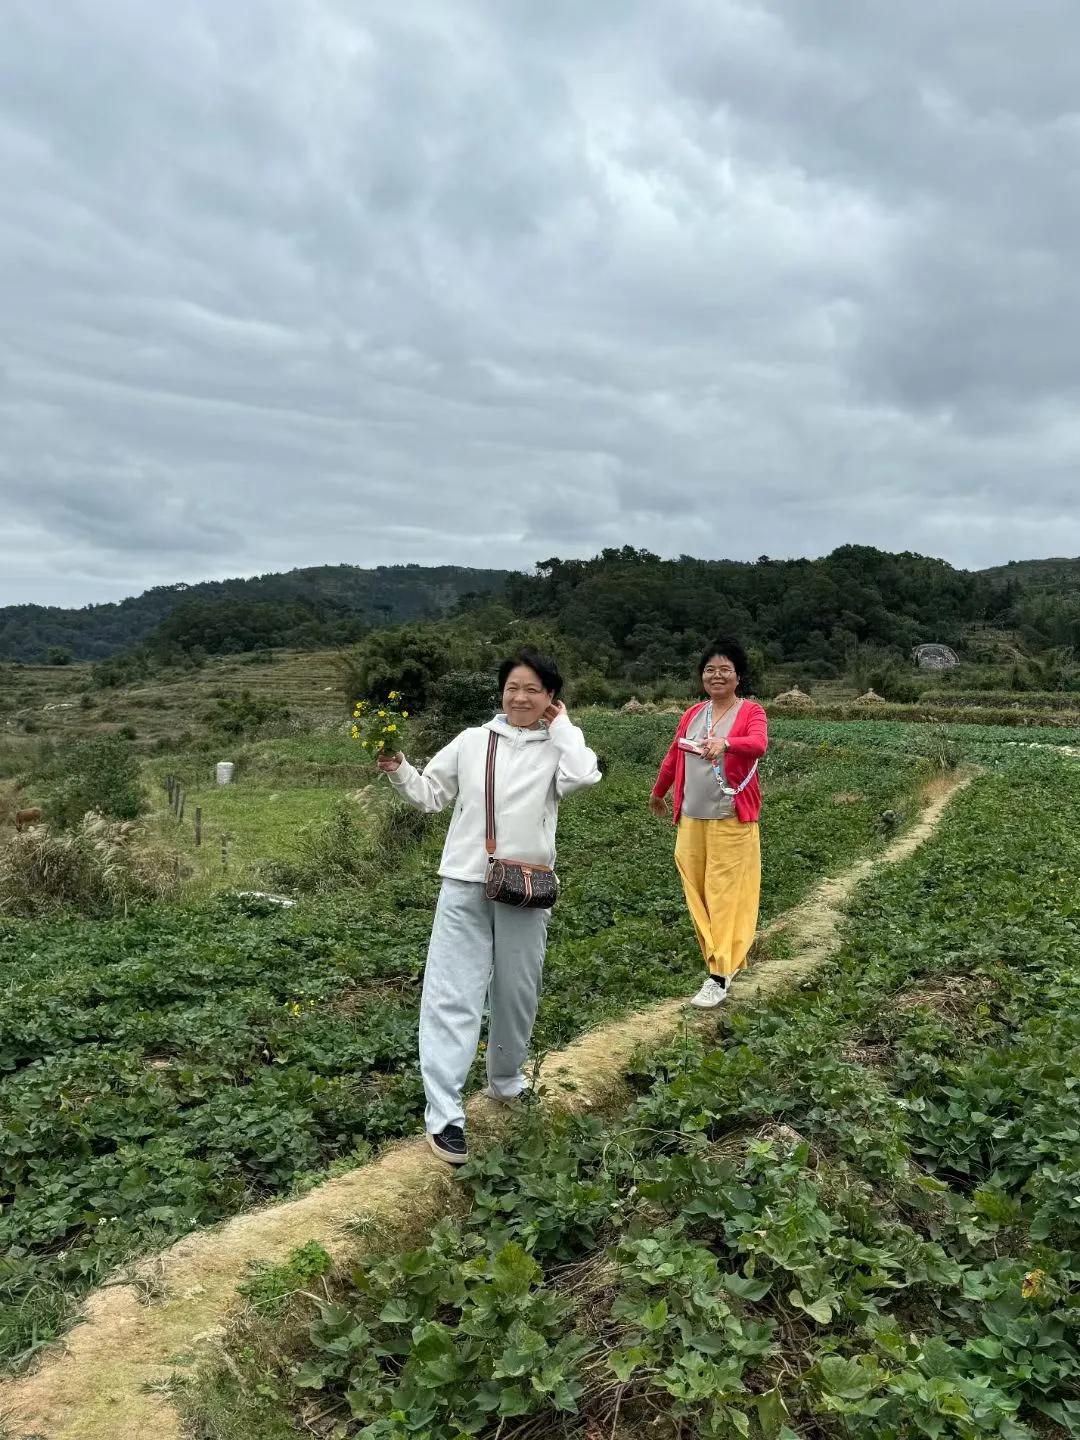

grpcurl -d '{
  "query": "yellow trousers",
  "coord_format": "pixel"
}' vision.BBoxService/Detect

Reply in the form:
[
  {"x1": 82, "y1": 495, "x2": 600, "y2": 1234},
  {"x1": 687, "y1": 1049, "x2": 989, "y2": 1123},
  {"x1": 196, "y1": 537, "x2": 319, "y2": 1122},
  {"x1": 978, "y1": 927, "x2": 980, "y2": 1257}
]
[{"x1": 675, "y1": 818, "x2": 761, "y2": 978}]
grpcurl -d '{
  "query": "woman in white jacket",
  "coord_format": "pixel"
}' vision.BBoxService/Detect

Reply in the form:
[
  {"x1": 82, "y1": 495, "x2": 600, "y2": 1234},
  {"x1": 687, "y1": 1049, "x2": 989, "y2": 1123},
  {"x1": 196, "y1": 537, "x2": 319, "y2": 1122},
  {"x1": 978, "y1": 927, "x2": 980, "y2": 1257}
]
[{"x1": 377, "y1": 648, "x2": 601, "y2": 1163}]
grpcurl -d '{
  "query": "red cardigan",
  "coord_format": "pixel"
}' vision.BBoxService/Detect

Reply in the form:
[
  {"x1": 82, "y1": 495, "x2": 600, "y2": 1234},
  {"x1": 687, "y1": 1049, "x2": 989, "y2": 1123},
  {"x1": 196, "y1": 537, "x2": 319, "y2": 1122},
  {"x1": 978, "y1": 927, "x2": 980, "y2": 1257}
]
[{"x1": 651, "y1": 699, "x2": 768, "y2": 825}]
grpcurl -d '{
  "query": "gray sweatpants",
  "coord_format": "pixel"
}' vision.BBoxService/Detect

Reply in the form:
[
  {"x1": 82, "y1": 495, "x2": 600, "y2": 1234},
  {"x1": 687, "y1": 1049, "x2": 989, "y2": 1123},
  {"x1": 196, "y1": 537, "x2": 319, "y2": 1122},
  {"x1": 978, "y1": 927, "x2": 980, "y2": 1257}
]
[{"x1": 419, "y1": 878, "x2": 550, "y2": 1134}]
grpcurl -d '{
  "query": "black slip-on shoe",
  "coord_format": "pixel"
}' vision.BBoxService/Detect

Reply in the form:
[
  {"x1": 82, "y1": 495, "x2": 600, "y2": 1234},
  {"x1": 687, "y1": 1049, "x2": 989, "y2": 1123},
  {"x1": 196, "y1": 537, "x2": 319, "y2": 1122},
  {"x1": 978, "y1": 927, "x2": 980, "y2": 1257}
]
[{"x1": 427, "y1": 1124, "x2": 469, "y2": 1164}]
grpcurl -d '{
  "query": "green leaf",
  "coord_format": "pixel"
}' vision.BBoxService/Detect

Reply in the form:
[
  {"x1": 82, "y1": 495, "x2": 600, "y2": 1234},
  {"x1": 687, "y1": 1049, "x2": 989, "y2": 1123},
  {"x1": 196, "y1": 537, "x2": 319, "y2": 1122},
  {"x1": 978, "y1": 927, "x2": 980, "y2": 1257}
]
[
  {"x1": 756, "y1": 1388, "x2": 788, "y2": 1437},
  {"x1": 819, "y1": 1355, "x2": 875, "y2": 1401},
  {"x1": 491, "y1": 1243, "x2": 542, "y2": 1298},
  {"x1": 639, "y1": 1298, "x2": 669, "y2": 1332},
  {"x1": 789, "y1": 1289, "x2": 833, "y2": 1324},
  {"x1": 608, "y1": 1345, "x2": 650, "y2": 1382},
  {"x1": 722, "y1": 1272, "x2": 773, "y2": 1301},
  {"x1": 496, "y1": 1384, "x2": 532, "y2": 1417},
  {"x1": 292, "y1": 1360, "x2": 329, "y2": 1390}
]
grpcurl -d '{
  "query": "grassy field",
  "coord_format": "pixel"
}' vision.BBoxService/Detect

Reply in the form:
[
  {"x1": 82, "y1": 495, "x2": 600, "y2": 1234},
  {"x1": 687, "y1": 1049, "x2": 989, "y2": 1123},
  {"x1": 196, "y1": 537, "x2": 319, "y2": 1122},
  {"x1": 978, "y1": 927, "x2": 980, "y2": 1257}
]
[
  {"x1": 182, "y1": 739, "x2": 1080, "y2": 1440},
  {"x1": 0, "y1": 713, "x2": 933, "y2": 1372},
  {"x1": 0, "y1": 649, "x2": 346, "y2": 764}
]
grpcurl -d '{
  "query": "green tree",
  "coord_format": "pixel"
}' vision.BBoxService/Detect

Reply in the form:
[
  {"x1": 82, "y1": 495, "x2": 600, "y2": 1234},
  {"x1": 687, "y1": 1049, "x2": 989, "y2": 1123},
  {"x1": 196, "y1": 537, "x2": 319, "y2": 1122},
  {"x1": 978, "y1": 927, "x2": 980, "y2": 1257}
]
[{"x1": 38, "y1": 736, "x2": 147, "y2": 829}]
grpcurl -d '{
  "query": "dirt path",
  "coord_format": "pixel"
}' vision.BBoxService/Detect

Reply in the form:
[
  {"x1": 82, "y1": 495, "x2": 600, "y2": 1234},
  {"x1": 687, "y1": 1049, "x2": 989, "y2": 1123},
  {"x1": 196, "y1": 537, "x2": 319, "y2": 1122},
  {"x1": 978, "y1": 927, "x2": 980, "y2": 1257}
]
[{"x1": 0, "y1": 773, "x2": 971, "y2": 1440}]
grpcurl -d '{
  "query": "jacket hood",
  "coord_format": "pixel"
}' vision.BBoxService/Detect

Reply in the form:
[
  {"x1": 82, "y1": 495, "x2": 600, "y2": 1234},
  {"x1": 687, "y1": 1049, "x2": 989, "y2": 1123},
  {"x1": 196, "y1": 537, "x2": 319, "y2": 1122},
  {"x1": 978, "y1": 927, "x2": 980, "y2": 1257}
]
[{"x1": 484, "y1": 713, "x2": 551, "y2": 743}]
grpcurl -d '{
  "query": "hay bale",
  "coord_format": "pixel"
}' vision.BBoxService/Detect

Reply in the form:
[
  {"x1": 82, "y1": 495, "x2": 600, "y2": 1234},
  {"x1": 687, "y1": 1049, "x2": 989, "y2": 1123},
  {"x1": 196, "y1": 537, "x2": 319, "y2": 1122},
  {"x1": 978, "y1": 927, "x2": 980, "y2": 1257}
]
[
  {"x1": 855, "y1": 689, "x2": 886, "y2": 704},
  {"x1": 770, "y1": 686, "x2": 814, "y2": 710}
]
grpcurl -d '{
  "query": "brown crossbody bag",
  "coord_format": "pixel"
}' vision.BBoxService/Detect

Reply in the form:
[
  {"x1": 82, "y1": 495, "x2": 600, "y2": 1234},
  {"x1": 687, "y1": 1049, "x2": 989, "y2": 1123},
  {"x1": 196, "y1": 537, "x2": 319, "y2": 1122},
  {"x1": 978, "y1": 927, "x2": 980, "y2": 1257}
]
[{"x1": 483, "y1": 732, "x2": 559, "y2": 909}]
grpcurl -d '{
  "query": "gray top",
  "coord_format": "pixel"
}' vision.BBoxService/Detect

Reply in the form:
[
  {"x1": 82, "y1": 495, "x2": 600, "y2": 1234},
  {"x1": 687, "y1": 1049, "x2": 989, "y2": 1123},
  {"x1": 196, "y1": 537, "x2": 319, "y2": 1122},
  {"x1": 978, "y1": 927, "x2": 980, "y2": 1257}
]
[{"x1": 681, "y1": 700, "x2": 742, "y2": 821}]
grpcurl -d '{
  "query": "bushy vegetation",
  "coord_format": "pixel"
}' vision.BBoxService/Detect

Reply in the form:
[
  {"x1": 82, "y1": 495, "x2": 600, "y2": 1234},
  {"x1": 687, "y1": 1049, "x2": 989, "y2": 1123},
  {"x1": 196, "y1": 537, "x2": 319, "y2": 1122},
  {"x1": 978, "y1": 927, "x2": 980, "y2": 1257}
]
[
  {"x1": 768, "y1": 698, "x2": 1080, "y2": 730},
  {"x1": 0, "y1": 813, "x2": 179, "y2": 919},
  {"x1": 189, "y1": 752, "x2": 1080, "y2": 1440},
  {"x1": 28, "y1": 733, "x2": 147, "y2": 830},
  {"x1": 206, "y1": 688, "x2": 292, "y2": 740}
]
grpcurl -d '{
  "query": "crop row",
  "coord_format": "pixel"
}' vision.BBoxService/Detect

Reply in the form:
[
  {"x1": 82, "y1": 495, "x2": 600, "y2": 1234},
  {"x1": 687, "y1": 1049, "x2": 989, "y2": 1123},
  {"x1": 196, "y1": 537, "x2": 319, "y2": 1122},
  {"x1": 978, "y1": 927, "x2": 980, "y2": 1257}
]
[
  {"x1": 768, "y1": 699, "x2": 1080, "y2": 730},
  {"x1": 190, "y1": 747, "x2": 1080, "y2": 1438}
]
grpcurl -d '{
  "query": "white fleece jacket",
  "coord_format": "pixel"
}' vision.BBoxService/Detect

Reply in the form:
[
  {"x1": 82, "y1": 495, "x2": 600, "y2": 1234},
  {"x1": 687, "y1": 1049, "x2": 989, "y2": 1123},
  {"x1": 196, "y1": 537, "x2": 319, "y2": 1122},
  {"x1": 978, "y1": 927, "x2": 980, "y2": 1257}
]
[{"x1": 386, "y1": 711, "x2": 601, "y2": 882}]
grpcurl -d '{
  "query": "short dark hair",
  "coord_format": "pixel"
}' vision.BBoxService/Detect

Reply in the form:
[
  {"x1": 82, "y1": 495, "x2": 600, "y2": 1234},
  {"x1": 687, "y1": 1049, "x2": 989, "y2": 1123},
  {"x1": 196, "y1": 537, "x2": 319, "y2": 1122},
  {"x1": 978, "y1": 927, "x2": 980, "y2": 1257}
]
[
  {"x1": 698, "y1": 638, "x2": 750, "y2": 688},
  {"x1": 497, "y1": 647, "x2": 564, "y2": 700}
]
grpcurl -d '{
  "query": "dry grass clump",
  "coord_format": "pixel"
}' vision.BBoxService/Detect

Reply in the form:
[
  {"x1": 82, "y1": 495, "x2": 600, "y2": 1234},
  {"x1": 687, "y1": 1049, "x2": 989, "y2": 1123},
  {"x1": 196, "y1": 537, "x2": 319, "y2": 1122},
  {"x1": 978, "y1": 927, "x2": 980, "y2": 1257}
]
[{"x1": 0, "y1": 811, "x2": 181, "y2": 918}]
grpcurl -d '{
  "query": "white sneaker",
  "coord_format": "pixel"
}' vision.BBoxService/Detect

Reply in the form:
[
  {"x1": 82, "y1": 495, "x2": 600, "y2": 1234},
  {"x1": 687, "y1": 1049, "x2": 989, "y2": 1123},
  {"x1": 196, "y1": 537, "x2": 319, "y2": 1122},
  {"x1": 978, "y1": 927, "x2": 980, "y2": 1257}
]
[{"x1": 690, "y1": 977, "x2": 728, "y2": 1008}]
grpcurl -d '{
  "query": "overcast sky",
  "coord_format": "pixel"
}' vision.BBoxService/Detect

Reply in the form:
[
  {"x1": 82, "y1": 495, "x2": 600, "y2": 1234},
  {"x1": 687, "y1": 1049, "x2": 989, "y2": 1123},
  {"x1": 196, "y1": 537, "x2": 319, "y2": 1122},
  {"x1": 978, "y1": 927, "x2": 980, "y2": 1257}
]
[{"x1": 2, "y1": 0, "x2": 1078, "y2": 607}]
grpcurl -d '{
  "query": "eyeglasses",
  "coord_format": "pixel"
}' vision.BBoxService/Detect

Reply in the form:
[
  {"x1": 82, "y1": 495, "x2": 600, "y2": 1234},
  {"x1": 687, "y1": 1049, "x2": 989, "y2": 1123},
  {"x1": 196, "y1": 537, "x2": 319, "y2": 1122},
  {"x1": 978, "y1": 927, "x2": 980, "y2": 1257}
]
[{"x1": 702, "y1": 667, "x2": 736, "y2": 678}]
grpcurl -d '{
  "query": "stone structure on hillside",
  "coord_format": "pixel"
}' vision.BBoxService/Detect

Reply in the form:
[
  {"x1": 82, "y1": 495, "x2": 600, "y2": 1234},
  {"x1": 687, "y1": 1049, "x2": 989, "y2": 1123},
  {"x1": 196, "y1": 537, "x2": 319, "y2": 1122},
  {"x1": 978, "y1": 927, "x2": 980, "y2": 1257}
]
[{"x1": 914, "y1": 643, "x2": 960, "y2": 671}]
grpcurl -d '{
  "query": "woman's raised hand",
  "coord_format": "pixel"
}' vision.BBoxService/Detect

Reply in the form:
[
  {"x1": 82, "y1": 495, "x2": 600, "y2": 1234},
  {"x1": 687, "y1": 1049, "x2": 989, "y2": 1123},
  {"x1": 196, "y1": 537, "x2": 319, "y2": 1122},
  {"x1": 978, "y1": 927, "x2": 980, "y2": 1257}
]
[
  {"x1": 542, "y1": 700, "x2": 567, "y2": 725},
  {"x1": 377, "y1": 751, "x2": 403, "y2": 773}
]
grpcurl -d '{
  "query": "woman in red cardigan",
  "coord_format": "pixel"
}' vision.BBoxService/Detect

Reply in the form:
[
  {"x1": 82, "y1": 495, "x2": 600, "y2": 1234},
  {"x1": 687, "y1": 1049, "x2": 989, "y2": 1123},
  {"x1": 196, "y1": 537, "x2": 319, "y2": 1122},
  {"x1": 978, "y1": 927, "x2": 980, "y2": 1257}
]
[{"x1": 649, "y1": 639, "x2": 768, "y2": 1008}]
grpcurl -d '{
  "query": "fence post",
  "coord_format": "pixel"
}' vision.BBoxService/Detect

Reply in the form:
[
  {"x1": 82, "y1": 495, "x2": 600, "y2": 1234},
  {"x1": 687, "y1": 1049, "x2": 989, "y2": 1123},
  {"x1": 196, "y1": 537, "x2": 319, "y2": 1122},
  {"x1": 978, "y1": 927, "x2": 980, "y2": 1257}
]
[
  {"x1": 194, "y1": 807, "x2": 202, "y2": 847},
  {"x1": 221, "y1": 834, "x2": 228, "y2": 872},
  {"x1": 178, "y1": 790, "x2": 185, "y2": 822}
]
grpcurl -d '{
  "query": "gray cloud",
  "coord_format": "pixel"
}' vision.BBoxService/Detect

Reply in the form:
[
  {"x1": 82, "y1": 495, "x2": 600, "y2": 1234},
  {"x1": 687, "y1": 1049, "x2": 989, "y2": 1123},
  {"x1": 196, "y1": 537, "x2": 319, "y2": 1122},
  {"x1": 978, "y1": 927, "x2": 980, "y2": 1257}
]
[{"x1": 1, "y1": 0, "x2": 1078, "y2": 607}]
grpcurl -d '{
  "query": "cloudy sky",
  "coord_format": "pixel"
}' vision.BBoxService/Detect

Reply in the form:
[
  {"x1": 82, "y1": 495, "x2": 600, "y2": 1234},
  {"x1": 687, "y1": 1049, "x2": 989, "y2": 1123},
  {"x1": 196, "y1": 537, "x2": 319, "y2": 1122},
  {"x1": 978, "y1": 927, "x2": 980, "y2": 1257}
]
[{"x1": 2, "y1": 0, "x2": 1078, "y2": 607}]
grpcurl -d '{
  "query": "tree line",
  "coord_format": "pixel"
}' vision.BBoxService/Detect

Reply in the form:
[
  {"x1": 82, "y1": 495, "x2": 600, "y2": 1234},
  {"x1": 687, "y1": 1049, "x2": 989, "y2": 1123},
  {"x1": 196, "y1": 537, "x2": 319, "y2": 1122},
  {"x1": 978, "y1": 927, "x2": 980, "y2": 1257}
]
[{"x1": 7, "y1": 546, "x2": 1078, "y2": 695}]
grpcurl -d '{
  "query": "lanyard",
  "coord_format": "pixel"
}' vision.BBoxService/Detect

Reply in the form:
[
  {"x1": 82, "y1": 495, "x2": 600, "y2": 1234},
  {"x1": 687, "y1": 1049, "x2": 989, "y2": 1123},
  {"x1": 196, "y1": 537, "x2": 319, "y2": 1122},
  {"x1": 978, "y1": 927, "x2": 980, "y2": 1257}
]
[
  {"x1": 713, "y1": 757, "x2": 759, "y2": 797},
  {"x1": 700, "y1": 700, "x2": 755, "y2": 796}
]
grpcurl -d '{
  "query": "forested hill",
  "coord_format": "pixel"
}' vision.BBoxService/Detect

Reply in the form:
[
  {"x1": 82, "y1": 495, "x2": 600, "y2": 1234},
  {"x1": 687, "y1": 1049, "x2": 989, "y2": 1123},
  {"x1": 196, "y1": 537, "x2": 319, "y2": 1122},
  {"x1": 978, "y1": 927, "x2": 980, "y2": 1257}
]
[
  {"x1": 0, "y1": 564, "x2": 509, "y2": 662},
  {"x1": 499, "y1": 546, "x2": 1079, "y2": 675},
  {"x1": 3, "y1": 547, "x2": 1078, "y2": 666},
  {"x1": 978, "y1": 556, "x2": 1080, "y2": 591}
]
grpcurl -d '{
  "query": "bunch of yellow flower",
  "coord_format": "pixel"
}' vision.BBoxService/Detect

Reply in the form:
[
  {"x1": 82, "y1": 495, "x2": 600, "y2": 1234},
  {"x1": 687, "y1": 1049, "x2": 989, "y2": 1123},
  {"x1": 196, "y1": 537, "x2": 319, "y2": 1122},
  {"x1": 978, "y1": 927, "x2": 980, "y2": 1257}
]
[{"x1": 350, "y1": 690, "x2": 410, "y2": 759}]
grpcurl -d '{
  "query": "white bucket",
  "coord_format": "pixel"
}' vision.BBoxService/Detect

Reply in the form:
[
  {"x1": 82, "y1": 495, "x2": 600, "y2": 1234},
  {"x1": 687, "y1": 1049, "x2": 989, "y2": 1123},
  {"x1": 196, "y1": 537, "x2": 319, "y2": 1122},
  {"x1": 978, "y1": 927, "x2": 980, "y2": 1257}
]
[{"x1": 215, "y1": 761, "x2": 235, "y2": 785}]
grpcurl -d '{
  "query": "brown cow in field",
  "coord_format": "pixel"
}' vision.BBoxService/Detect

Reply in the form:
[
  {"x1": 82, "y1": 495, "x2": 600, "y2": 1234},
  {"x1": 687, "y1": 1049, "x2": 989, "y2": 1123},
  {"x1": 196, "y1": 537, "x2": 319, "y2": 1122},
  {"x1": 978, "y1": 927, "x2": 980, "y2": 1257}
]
[{"x1": 14, "y1": 807, "x2": 42, "y2": 831}]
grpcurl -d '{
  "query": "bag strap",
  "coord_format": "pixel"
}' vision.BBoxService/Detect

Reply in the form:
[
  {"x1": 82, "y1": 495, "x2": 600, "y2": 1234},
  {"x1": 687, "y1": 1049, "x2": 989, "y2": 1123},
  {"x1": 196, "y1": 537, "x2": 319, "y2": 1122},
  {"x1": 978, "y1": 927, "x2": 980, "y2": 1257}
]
[
  {"x1": 713, "y1": 756, "x2": 759, "y2": 796},
  {"x1": 484, "y1": 731, "x2": 499, "y2": 857}
]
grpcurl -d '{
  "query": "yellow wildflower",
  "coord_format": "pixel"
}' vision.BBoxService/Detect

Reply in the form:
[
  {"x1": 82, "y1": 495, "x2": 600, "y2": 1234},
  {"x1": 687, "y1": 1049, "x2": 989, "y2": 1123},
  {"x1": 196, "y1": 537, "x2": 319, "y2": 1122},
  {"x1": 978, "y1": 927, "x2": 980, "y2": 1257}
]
[
  {"x1": 360, "y1": 740, "x2": 368, "y2": 749},
  {"x1": 387, "y1": 724, "x2": 397, "y2": 732},
  {"x1": 351, "y1": 725, "x2": 359, "y2": 738},
  {"x1": 389, "y1": 690, "x2": 400, "y2": 700},
  {"x1": 1022, "y1": 1269, "x2": 1046, "y2": 1299},
  {"x1": 378, "y1": 709, "x2": 387, "y2": 717},
  {"x1": 402, "y1": 710, "x2": 409, "y2": 718}
]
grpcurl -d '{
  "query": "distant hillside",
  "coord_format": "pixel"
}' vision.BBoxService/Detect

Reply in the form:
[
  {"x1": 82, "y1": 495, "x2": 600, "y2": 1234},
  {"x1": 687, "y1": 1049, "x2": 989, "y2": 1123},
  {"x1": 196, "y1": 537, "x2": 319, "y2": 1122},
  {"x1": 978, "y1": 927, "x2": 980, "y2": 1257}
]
[
  {"x1": 0, "y1": 564, "x2": 509, "y2": 662},
  {"x1": 978, "y1": 557, "x2": 1080, "y2": 591}
]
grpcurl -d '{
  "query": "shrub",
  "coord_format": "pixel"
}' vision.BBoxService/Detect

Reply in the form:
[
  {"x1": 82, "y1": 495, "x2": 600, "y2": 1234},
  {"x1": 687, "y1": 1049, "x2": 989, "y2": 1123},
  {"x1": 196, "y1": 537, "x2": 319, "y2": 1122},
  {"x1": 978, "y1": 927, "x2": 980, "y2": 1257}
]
[
  {"x1": 430, "y1": 670, "x2": 498, "y2": 728},
  {"x1": 34, "y1": 735, "x2": 147, "y2": 829},
  {"x1": 0, "y1": 813, "x2": 179, "y2": 918},
  {"x1": 567, "y1": 671, "x2": 614, "y2": 706},
  {"x1": 852, "y1": 651, "x2": 923, "y2": 703},
  {"x1": 260, "y1": 794, "x2": 433, "y2": 895},
  {"x1": 207, "y1": 689, "x2": 290, "y2": 740}
]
